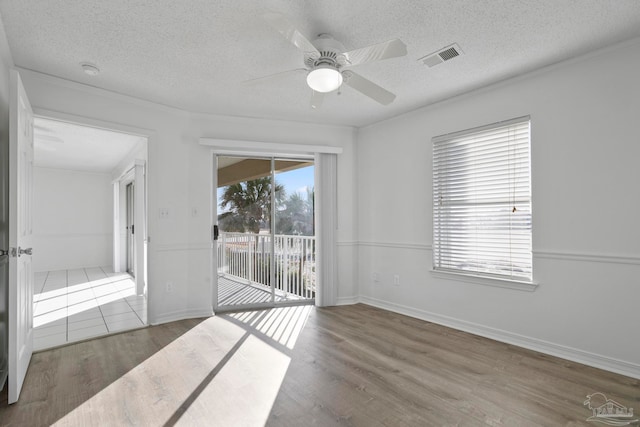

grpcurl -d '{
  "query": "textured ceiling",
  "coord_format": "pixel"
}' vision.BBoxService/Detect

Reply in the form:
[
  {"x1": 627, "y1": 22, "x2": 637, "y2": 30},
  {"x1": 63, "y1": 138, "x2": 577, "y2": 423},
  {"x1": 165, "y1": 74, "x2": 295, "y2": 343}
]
[
  {"x1": 2, "y1": 0, "x2": 640, "y2": 127},
  {"x1": 34, "y1": 117, "x2": 146, "y2": 172}
]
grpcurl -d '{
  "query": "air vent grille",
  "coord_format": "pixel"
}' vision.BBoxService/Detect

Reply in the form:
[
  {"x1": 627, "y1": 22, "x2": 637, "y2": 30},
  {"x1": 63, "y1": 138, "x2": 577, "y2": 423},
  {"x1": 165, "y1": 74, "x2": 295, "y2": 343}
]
[
  {"x1": 419, "y1": 43, "x2": 463, "y2": 68},
  {"x1": 438, "y1": 46, "x2": 459, "y2": 61}
]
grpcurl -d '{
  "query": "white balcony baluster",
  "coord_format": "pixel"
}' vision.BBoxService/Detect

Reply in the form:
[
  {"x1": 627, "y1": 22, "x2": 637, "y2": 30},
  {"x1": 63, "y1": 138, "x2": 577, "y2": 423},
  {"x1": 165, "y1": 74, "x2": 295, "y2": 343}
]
[{"x1": 216, "y1": 231, "x2": 315, "y2": 302}]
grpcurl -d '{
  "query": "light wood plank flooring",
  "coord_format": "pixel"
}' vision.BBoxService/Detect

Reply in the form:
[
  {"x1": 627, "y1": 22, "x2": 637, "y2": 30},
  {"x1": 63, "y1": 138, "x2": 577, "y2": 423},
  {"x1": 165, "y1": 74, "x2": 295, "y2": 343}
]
[{"x1": 0, "y1": 304, "x2": 637, "y2": 426}]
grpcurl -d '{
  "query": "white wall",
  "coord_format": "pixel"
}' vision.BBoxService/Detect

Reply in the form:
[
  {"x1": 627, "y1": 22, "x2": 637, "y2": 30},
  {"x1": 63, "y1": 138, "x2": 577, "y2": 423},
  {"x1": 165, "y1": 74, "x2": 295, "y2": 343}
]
[
  {"x1": 33, "y1": 167, "x2": 113, "y2": 271},
  {"x1": 19, "y1": 70, "x2": 358, "y2": 325},
  {"x1": 356, "y1": 39, "x2": 640, "y2": 378}
]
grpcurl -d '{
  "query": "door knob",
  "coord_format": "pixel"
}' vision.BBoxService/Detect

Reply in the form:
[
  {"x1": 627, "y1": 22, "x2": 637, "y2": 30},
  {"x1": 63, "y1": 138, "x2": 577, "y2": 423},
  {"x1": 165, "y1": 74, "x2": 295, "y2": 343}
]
[{"x1": 18, "y1": 247, "x2": 33, "y2": 256}]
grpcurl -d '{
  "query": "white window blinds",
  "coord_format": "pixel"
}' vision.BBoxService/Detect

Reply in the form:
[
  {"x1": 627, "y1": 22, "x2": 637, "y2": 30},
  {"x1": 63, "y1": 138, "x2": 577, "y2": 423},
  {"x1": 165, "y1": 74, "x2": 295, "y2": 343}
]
[{"x1": 433, "y1": 116, "x2": 532, "y2": 281}]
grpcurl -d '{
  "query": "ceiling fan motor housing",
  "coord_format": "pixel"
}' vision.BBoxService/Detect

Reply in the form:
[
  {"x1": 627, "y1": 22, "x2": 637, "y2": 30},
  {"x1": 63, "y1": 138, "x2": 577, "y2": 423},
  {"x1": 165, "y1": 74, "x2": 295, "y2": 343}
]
[{"x1": 304, "y1": 34, "x2": 347, "y2": 70}]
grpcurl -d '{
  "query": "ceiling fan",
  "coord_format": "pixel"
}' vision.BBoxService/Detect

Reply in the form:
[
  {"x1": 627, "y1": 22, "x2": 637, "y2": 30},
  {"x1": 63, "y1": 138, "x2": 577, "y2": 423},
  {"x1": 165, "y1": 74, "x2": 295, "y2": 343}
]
[{"x1": 246, "y1": 12, "x2": 408, "y2": 109}]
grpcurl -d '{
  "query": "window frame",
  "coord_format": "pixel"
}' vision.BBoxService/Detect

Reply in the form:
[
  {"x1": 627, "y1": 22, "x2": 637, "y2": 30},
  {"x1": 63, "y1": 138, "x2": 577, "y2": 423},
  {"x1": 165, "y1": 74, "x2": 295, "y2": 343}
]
[{"x1": 431, "y1": 116, "x2": 537, "y2": 291}]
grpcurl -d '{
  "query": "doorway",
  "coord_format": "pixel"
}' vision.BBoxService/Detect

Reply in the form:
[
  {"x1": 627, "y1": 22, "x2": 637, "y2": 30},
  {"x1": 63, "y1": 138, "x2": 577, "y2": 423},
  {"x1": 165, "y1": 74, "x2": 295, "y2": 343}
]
[
  {"x1": 214, "y1": 155, "x2": 316, "y2": 311},
  {"x1": 30, "y1": 116, "x2": 148, "y2": 351}
]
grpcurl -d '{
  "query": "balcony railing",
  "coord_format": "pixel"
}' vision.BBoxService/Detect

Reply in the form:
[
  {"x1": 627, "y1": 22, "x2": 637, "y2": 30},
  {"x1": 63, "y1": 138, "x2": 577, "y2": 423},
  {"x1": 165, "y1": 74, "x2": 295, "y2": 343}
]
[{"x1": 217, "y1": 232, "x2": 316, "y2": 301}]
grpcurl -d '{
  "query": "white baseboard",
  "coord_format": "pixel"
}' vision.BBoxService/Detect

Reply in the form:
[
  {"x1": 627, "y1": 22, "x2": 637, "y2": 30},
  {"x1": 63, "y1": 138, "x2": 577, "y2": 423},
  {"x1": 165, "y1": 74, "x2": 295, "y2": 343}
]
[
  {"x1": 336, "y1": 296, "x2": 360, "y2": 306},
  {"x1": 359, "y1": 296, "x2": 640, "y2": 380},
  {"x1": 151, "y1": 308, "x2": 213, "y2": 325}
]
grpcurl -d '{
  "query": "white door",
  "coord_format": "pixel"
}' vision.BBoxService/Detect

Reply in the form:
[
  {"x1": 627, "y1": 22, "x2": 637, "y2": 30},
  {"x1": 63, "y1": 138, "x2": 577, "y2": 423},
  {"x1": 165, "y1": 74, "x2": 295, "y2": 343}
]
[{"x1": 8, "y1": 70, "x2": 35, "y2": 404}]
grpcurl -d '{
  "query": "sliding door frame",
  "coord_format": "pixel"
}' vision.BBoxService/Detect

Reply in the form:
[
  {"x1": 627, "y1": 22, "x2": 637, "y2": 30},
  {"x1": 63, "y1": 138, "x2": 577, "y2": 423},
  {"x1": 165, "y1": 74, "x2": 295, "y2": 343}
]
[
  {"x1": 212, "y1": 153, "x2": 315, "y2": 312},
  {"x1": 202, "y1": 138, "x2": 342, "y2": 314}
]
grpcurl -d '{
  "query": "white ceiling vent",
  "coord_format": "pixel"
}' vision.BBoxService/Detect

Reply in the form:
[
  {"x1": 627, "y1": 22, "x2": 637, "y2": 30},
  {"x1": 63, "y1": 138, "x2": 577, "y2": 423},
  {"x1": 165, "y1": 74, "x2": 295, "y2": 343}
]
[{"x1": 419, "y1": 43, "x2": 463, "y2": 68}]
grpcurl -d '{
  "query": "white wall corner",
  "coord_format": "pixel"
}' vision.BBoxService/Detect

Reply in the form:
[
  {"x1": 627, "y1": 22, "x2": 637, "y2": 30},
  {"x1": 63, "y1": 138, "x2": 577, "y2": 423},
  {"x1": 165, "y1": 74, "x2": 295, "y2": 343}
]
[{"x1": 336, "y1": 296, "x2": 360, "y2": 306}]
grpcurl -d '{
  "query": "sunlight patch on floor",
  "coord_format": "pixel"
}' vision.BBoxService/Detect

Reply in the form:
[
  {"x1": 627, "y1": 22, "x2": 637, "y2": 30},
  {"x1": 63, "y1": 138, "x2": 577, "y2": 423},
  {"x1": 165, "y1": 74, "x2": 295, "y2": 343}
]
[
  {"x1": 33, "y1": 267, "x2": 146, "y2": 350},
  {"x1": 229, "y1": 305, "x2": 312, "y2": 349},
  {"x1": 53, "y1": 306, "x2": 310, "y2": 425},
  {"x1": 34, "y1": 275, "x2": 137, "y2": 328}
]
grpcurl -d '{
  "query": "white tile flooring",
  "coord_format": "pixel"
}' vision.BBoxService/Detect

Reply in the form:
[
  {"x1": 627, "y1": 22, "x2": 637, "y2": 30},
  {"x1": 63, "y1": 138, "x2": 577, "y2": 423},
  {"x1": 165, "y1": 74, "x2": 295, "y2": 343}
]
[{"x1": 33, "y1": 266, "x2": 147, "y2": 351}]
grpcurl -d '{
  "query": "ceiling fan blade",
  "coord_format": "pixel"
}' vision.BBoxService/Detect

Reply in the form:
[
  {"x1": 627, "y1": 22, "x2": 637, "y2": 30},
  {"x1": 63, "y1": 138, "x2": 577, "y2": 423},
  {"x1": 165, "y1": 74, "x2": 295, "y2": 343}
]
[
  {"x1": 263, "y1": 12, "x2": 319, "y2": 55},
  {"x1": 243, "y1": 68, "x2": 307, "y2": 86},
  {"x1": 341, "y1": 39, "x2": 407, "y2": 67},
  {"x1": 310, "y1": 91, "x2": 325, "y2": 109},
  {"x1": 343, "y1": 71, "x2": 396, "y2": 105}
]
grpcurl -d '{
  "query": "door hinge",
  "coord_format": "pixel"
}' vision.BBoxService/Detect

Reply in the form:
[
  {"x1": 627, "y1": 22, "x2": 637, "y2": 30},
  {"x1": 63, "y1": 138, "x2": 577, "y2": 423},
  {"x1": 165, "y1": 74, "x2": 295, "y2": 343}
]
[{"x1": 131, "y1": 224, "x2": 135, "y2": 235}]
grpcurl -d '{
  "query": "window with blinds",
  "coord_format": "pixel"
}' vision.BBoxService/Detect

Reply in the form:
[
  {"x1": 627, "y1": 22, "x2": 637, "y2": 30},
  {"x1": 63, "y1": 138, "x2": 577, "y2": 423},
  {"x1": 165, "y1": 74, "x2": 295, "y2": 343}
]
[{"x1": 432, "y1": 116, "x2": 532, "y2": 281}]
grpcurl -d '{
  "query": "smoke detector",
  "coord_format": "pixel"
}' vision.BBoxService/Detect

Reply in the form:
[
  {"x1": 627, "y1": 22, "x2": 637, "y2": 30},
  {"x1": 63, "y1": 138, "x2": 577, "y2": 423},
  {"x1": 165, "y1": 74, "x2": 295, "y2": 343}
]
[
  {"x1": 80, "y1": 62, "x2": 100, "y2": 76},
  {"x1": 418, "y1": 43, "x2": 463, "y2": 68}
]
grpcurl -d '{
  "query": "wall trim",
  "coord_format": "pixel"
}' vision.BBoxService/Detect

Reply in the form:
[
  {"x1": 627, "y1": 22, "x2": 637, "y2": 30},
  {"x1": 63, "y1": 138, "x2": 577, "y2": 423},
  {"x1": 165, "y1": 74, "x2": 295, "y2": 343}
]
[
  {"x1": 34, "y1": 232, "x2": 111, "y2": 238},
  {"x1": 359, "y1": 296, "x2": 640, "y2": 380},
  {"x1": 151, "y1": 308, "x2": 213, "y2": 326},
  {"x1": 358, "y1": 241, "x2": 432, "y2": 251},
  {"x1": 34, "y1": 165, "x2": 112, "y2": 177},
  {"x1": 356, "y1": 241, "x2": 639, "y2": 265},
  {"x1": 336, "y1": 240, "x2": 358, "y2": 247},
  {"x1": 336, "y1": 296, "x2": 360, "y2": 306},
  {"x1": 533, "y1": 250, "x2": 640, "y2": 265},
  {"x1": 154, "y1": 243, "x2": 211, "y2": 252}
]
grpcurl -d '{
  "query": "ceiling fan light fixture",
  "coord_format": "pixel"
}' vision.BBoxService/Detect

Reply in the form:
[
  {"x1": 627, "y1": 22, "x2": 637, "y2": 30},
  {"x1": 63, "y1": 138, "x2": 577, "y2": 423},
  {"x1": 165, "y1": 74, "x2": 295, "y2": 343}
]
[{"x1": 306, "y1": 66, "x2": 342, "y2": 93}]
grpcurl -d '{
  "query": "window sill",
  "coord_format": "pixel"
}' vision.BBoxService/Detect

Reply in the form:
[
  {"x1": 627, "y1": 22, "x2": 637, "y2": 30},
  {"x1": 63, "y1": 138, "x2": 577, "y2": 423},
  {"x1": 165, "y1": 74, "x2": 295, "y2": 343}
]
[{"x1": 430, "y1": 269, "x2": 539, "y2": 292}]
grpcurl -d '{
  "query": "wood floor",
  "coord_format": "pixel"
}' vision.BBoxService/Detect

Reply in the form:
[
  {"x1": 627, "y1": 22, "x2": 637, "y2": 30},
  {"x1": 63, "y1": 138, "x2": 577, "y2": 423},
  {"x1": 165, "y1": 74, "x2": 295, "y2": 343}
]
[{"x1": 0, "y1": 304, "x2": 637, "y2": 426}]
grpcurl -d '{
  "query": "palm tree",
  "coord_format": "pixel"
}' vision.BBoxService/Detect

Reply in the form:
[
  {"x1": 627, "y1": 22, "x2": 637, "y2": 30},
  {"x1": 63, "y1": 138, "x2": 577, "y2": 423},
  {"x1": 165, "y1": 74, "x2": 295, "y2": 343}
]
[
  {"x1": 276, "y1": 187, "x2": 314, "y2": 235},
  {"x1": 219, "y1": 177, "x2": 283, "y2": 233}
]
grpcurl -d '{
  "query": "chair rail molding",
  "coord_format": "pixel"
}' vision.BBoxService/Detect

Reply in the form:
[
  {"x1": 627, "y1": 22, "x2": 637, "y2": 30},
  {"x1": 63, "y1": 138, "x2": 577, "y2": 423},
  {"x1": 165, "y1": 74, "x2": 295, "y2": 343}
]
[
  {"x1": 358, "y1": 240, "x2": 432, "y2": 251},
  {"x1": 533, "y1": 249, "x2": 640, "y2": 265}
]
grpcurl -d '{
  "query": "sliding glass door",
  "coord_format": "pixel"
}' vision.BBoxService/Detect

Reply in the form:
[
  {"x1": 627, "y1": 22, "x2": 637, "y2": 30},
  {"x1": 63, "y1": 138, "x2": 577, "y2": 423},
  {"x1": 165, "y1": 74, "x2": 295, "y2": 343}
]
[{"x1": 214, "y1": 155, "x2": 315, "y2": 311}]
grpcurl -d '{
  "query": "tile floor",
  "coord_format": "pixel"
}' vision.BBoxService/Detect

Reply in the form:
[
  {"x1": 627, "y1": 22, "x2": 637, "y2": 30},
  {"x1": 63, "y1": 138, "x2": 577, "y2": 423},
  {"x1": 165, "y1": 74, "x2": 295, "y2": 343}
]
[{"x1": 33, "y1": 266, "x2": 147, "y2": 351}]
